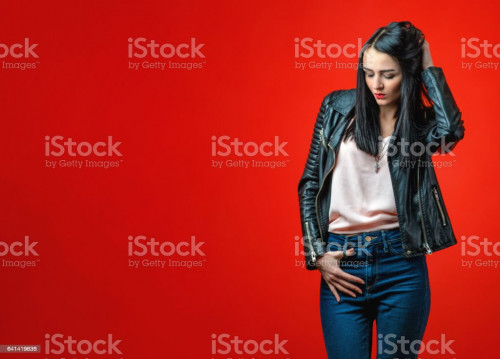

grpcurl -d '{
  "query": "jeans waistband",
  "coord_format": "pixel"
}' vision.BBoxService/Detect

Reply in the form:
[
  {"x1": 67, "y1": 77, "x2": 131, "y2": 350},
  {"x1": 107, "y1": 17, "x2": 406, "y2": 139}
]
[
  {"x1": 327, "y1": 228, "x2": 401, "y2": 252},
  {"x1": 331, "y1": 227, "x2": 400, "y2": 240}
]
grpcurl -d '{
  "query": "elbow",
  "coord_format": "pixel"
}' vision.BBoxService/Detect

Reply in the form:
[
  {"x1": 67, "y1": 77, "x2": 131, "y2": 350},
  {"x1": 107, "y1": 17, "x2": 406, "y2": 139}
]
[
  {"x1": 453, "y1": 118, "x2": 465, "y2": 142},
  {"x1": 435, "y1": 121, "x2": 465, "y2": 154},
  {"x1": 450, "y1": 110, "x2": 465, "y2": 140}
]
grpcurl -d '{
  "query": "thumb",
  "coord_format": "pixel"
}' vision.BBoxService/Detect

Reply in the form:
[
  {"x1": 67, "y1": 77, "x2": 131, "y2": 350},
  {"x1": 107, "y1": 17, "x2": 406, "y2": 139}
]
[{"x1": 345, "y1": 248, "x2": 356, "y2": 257}]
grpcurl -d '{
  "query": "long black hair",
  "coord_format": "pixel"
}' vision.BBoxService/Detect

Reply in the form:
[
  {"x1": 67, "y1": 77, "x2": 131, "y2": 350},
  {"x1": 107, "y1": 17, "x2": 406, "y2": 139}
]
[{"x1": 343, "y1": 21, "x2": 434, "y2": 161}]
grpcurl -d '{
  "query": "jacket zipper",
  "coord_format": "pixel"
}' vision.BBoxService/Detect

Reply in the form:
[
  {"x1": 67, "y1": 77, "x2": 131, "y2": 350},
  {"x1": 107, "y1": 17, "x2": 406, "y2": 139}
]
[
  {"x1": 305, "y1": 221, "x2": 316, "y2": 263},
  {"x1": 431, "y1": 186, "x2": 447, "y2": 227},
  {"x1": 315, "y1": 142, "x2": 337, "y2": 246},
  {"x1": 417, "y1": 163, "x2": 433, "y2": 254},
  {"x1": 319, "y1": 128, "x2": 328, "y2": 150}
]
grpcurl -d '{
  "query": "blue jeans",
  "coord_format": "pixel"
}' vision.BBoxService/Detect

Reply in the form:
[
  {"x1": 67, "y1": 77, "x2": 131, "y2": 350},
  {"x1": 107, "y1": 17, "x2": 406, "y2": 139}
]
[{"x1": 320, "y1": 228, "x2": 431, "y2": 359}]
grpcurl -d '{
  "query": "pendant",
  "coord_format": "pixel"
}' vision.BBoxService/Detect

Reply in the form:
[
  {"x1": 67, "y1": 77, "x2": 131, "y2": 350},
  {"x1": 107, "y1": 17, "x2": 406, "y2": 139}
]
[{"x1": 374, "y1": 155, "x2": 380, "y2": 173}]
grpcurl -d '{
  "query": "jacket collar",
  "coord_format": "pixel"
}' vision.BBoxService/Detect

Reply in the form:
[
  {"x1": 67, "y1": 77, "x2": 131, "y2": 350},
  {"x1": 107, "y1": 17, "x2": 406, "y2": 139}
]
[
  {"x1": 327, "y1": 89, "x2": 356, "y2": 150},
  {"x1": 330, "y1": 89, "x2": 356, "y2": 116}
]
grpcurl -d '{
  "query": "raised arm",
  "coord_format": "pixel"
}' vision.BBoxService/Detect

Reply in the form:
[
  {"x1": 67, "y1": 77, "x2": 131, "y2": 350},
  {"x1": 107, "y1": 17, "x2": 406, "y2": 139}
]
[{"x1": 421, "y1": 41, "x2": 465, "y2": 154}]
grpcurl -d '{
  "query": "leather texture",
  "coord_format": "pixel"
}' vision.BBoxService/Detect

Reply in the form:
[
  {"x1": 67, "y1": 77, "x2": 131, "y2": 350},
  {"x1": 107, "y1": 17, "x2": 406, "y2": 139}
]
[{"x1": 298, "y1": 66, "x2": 465, "y2": 270}]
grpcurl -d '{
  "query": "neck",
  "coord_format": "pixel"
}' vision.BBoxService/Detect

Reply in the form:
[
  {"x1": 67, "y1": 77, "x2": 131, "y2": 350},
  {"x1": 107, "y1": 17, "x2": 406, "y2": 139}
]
[
  {"x1": 378, "y1": 105, "x2": 398, "y2": 137},
  {"x1": 379, "y1": 104, "x2": 398, "y2": 122}
]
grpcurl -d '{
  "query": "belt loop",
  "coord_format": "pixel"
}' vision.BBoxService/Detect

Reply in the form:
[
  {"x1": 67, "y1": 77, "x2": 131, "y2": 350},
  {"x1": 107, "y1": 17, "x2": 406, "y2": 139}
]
[{"x1": 382, "y1": 230, "x2": 388, "y2": 253}]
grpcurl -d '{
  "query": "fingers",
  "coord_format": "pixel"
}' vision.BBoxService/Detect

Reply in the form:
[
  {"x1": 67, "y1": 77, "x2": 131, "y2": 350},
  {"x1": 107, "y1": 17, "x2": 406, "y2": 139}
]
[
  {"x1": 324, "y1": 267, "x2": 365, "y2": 302},
  {"x1": 318, "y1": 248, "x2": 354, "y2": 268},
  {"x1": 321, "y1": 247, "x2": 366, "y2": 302},
  {"x1": 329, "y1": 248, "x2": 366, "y2": 284},
  {"x1": 325, "y1": 281, "x2": 340, "y2": 302},
  {"x1": 324, "y1": 270, "x2": 365, "y2": 302},
  {"x1": 336, "y1": 269, "x2": 366, "y2": 285},
  {"x1": 329, "y1": 280, "x2": 358, "y2": 301},
  {"x1": 334, "y1": 254, "x2": 365, "y2": 284},
  {"x1": 331, "y1": 247, "x2": 354, "y2": 260},
  {"x1": 332, "y1": 276, "x2": 363, "y2": 296},
  {"x1": 332, "y1": 281, "x2": 357, "y2": 298},
  {"x1": 344, "y1": 247, "x2": 355, "y2": 258}
]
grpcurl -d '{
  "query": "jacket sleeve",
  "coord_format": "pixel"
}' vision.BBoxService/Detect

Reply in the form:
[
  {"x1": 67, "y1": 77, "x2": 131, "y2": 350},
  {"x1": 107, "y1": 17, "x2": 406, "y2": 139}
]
[
  {"x1": 298, "y1": 91, "x2": 336, "y2": 270},
  {"x1": 421, "y1": 66, "x2": 465, "y2": 154}
]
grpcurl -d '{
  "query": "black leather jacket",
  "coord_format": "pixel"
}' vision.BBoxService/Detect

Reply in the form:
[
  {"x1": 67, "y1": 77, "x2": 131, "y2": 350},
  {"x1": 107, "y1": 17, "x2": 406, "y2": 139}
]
[{"x1": 298, "y1": 66, "x2": 465, "y2": 270}]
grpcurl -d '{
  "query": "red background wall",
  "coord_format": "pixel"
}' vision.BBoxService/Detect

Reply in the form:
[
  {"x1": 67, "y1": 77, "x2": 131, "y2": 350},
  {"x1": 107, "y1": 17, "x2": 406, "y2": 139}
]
[{"x1": 1, "y1": 0, "x2": 498, "y2": 358}]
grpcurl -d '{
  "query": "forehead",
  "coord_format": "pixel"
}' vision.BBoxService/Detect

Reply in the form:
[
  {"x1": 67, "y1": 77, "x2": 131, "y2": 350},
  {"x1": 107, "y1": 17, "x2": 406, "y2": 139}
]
[{"x1": 362, "y1": 47, "x2": 400, "y2": 70}]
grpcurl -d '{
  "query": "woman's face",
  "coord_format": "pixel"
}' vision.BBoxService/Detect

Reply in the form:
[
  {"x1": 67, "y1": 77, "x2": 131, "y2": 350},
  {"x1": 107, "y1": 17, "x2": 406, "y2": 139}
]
[{"x1": 362, "y1": 47, "x2": 403, "y2": 108}]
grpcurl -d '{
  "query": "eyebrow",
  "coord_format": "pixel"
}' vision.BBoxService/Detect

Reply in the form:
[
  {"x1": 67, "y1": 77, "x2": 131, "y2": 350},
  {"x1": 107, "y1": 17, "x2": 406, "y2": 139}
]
[{"x1": 362, "y1": 67, "x2": 397, "y2": 73}]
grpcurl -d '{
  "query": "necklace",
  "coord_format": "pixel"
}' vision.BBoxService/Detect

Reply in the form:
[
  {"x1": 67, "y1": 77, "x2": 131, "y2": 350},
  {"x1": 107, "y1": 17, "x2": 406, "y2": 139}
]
[{"x1": 374, "y1": 136, "x2": 391, "y2": 173}]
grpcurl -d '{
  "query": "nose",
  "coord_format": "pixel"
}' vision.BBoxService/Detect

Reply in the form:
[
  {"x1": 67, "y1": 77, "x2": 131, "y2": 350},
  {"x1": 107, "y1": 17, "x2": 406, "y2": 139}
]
[{"x1": 373, "y1": 76, "x2": 383, "y2": 91}]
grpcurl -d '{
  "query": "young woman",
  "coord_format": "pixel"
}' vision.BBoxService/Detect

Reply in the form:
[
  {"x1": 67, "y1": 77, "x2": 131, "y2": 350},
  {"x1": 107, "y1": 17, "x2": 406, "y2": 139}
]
[{"x1": 298, "y1": 21, "x2": 465, "y2": 359}]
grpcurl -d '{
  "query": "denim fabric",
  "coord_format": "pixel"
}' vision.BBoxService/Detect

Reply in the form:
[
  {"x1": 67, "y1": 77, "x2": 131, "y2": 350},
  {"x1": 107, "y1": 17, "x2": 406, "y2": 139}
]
[{"x1": 320, "y1": 228, "x2": 431, "y2": 359}]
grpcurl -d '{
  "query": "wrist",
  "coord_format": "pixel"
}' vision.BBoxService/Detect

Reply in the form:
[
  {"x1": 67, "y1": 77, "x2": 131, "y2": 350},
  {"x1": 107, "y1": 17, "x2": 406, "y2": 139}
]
[
  {"x1": 423, "y1": 63, "x2": 435, "y2": 71},
  {"x1": 314, "y1": 254, "x2": 325, "y2": 267}
]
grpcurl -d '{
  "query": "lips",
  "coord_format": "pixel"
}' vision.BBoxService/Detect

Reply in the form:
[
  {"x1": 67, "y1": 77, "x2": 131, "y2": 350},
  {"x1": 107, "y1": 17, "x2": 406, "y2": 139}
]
[{"x1": 375, "y1": 93, "x2": 386, "y2": 99}]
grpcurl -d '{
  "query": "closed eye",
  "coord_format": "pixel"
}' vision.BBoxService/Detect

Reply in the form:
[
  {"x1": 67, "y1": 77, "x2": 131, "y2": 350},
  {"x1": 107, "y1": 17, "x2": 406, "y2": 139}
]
[{"x1": 365, "y1": 74, "x2": 394, "y2": 79}]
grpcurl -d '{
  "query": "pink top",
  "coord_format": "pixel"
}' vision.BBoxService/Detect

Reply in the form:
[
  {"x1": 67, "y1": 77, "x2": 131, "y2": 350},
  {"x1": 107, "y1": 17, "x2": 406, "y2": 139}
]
[{"x1": 328, "y1": 125, "x2": 400, "y2": 234}]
